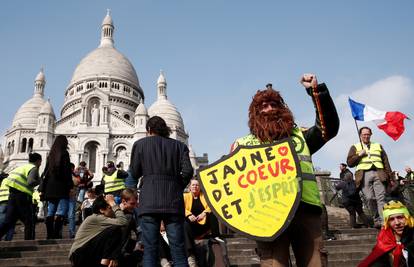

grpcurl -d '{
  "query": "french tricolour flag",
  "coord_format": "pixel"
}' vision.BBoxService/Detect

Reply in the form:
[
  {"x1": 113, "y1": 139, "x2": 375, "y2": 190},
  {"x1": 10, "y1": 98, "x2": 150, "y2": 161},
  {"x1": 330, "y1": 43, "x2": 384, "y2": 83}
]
[{"x1": 348, "y1": 97, "x2": 409, "y2": 141}]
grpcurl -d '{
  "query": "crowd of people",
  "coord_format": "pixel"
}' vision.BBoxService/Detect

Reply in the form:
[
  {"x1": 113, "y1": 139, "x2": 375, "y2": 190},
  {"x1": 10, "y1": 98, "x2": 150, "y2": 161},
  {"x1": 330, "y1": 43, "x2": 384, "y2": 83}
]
[
  {"x1": 332, "y1": 127, "x2": 414, "y2": 233},
  {"x1": 0, "y1": 73, "x2": 413, "y2": 267},
  {"x1": 0, "y1": 116, "x2": 225, "y2": 267}
]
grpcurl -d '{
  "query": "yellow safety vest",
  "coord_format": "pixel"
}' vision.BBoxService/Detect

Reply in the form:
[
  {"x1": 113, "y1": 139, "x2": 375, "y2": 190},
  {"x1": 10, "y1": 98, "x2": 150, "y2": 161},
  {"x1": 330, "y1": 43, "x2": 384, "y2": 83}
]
[
  {"x1": 0, "y1": 179, "x2": 9, "y2": 203},
  {"x1": 235, "y1": 128, "x2": 321, "y2": 207},
  {"x1": 354, "y1": 143, "x2": 384, "y2": 171},
  {"x1": 4, "y1": 164, "x2": 36, "y2": 196},
  {"x1": 103, "y1": 170, "x2": 125, "y2": 193},
  {"x1": 32, "y1": 190, "x2": 41, "y2": 204}
]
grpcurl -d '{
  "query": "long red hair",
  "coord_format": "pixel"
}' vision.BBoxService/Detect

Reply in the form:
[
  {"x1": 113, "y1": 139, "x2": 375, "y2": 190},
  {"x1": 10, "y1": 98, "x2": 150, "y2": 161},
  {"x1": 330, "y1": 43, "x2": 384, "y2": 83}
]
[{"x1": 248, "y1": 88, "x2": 295, "y2": 142}]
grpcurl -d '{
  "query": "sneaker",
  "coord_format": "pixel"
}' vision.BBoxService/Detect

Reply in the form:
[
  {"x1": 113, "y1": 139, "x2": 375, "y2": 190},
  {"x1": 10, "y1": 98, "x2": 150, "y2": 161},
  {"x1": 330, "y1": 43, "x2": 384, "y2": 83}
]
[
  {"x1": 160, "y1": 258, "x2": 171, "y2": 267},
  {"x1": 214, "y1": 236, "x2": 225, "y2": 243},
  {"x1": 187, "y1": 255, "x2": 198, "y2": 267}
]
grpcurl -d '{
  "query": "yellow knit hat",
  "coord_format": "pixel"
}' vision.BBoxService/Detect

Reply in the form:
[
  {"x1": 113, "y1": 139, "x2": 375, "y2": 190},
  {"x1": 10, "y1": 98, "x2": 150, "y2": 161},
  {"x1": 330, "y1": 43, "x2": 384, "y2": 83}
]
[{"x1": 383, "y1": 200, "x2": 414, "y2": 229}]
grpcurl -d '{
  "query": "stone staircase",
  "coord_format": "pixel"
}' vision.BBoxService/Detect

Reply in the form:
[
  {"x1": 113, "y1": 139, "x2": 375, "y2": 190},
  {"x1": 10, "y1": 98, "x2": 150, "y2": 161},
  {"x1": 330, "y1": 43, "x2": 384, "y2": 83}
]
[{"x1": 0, "y1": 207, "x2": 378, "y2": 267}]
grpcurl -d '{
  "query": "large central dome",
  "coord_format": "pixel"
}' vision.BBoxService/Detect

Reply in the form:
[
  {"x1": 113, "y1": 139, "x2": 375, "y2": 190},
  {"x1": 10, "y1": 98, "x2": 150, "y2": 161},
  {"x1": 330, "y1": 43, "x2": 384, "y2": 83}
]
[
  {"x1": 70, "y1": 47, "x2": 139, "y2": 87},
  {"x1": 68, "y1": 10, "x2": 140, "y2": 89}
]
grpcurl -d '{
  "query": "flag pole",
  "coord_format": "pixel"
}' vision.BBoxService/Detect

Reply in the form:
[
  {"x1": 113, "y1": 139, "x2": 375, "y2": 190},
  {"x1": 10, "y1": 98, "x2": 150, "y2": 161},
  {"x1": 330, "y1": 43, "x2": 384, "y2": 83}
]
[{"x1": 353, "y1": 118, "x2": 364, "y2": 148}]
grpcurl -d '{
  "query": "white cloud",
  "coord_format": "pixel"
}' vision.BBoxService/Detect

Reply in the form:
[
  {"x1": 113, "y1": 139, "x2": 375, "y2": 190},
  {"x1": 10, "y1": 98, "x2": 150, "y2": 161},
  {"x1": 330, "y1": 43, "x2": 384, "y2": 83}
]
[{"x1": 312, "y1": 76, "x2": 413, "y2": 177}]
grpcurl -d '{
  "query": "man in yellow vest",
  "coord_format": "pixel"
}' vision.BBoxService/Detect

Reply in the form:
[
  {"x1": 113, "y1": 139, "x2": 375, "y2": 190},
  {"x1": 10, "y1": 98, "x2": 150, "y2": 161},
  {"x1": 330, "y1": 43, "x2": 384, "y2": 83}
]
[
  {"x1": 347, "y1": 126, "x2": 392, "y2": 227},
  {"x1": 232, "y1": 74, "x2": 339, "y2": 267},
  {"x1": 0, "y1": 153, "x2": 42, "y2": 240},
  {"x1": 0, "y1": 172, "x2": 15, "y2": 240},
  {"x1": 102, "y1": 161, "x2": 128, "y2": 199}
]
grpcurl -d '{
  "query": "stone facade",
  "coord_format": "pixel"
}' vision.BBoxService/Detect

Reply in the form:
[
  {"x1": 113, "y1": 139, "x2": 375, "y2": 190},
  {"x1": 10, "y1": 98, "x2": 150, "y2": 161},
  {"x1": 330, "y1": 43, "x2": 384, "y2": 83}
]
[{"x1": 2, "y1": 11, "x2": 206, "y2": 180}]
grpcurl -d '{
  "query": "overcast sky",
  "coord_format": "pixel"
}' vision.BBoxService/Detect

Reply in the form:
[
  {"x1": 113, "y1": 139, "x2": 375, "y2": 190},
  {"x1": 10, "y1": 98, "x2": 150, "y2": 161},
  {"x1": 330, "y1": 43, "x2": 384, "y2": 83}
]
[{"x1": 1, "y1": 0, "x2": 413, "y2": 177}]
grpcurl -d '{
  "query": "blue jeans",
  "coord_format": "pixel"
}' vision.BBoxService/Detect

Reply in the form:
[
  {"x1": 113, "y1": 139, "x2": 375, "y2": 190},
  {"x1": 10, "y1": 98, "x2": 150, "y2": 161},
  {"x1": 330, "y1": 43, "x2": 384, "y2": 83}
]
[
  {"x1": 68, "y1": 199, "x2": 76, "y2": 237},
  {"x1": 47, "y1": 198, "x2": 69, "y2": 217},
  {"x1": 140, "y1": 214, "x2": 188, "y2": 267},
  {"x1": 77, "y1": 188, "x2": 86, "y2": 203},
  {"x1": 0, "y1": 204, "x2": 14, "y2": 241}
]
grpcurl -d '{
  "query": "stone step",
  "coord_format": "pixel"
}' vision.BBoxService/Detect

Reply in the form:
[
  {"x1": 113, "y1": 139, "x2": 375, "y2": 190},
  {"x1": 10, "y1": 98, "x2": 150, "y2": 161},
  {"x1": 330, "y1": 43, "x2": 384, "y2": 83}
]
[
  {"x1": 9, "y1": 265, "x2": 71, "y2": 267},
  {"x1": 0, "y1": 256, "x2": 71, "y2": 266},
  {"x1": 228, "y1": 255, "x2": 260, "y2": 265},
  {"x1": 0, "y1": 209, "x2": 374, "y2": 266},
  {"x1": 0, "y1": 239, "x2": 72, "y2": 248},
  {"x1": 0, "y1": 249, "x2": 68, "y2": 259}
]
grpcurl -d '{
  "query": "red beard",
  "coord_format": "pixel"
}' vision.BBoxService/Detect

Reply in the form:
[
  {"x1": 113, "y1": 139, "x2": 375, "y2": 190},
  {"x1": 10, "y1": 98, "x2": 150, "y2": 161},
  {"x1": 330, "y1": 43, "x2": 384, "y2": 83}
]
[{"x1": 250, "y1": 109, "x2": 295, "y2": 143}]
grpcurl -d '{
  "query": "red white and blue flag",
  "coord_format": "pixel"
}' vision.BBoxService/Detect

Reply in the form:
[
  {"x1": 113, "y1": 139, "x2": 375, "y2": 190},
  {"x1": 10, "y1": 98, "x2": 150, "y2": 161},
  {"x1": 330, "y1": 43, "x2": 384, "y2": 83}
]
[{"x1": 348, "y1": 97, "x2": 409, "y2": 141}]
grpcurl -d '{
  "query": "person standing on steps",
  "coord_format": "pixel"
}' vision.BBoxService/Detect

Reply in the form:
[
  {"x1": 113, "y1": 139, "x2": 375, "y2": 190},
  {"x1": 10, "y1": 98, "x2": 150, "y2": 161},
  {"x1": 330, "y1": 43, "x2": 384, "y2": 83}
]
[
  {"x1": 0, "y1": 153, "x2": 42, "y2": 240},
  {"x1": 40, "y1": 135, "x2": 74, "y2": 239}
]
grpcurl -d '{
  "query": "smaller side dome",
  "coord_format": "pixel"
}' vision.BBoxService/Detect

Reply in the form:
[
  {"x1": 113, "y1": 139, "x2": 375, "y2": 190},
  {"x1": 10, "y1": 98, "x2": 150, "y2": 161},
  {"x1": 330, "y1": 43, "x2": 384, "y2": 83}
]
[
  {"x1": 40, "y1": 99, "x2": 55, "y2": 117},
  {"x1": 135, "y1": 100, "x2": 147, "y2": 115}
]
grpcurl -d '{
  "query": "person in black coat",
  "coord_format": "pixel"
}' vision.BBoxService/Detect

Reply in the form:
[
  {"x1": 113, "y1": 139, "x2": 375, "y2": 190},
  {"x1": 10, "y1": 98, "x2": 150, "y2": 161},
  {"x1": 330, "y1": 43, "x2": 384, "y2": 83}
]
[
  {"x1": 40, "y1": 135, "x2": 73, "y2": 239},
  {"x1": 130, "y1": 116, "x2": 193, "y2": 267},
  {"x1": 336, "y1": 163, "x2": 371, "y2": 228}
]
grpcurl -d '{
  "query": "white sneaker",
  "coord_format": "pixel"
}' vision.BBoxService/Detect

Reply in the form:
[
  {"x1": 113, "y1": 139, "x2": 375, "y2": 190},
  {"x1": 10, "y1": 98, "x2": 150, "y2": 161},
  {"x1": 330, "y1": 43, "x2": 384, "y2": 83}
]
[
  {"x1": 214, "y1": 236, "x2": 225, "y2": 243},
  {"x1": 187, "y1": 254, "x2": 198, "y2": 267},
  {"x1": 160, "y1": 258, "x2": 171, "y2": 267}
]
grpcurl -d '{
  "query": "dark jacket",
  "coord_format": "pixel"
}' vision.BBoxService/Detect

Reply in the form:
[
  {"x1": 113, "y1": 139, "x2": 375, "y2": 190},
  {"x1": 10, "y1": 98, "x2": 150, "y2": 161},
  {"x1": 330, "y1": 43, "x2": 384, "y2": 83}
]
[
  {"x1": 346, "y1": 144, "x2": 392, "y2": 189},
  {"x1": 41, "y1": 151, "x2": 73, "y2": 200},
  {"x1": 336, "y1": 169, "x2": 360, "y2": 205},
  {"x1": 301, "y1": 83, "x2": 340, "y2": 154},
  {"x1": 129, "y1": 135, "x2": 194, "y2": 216}
]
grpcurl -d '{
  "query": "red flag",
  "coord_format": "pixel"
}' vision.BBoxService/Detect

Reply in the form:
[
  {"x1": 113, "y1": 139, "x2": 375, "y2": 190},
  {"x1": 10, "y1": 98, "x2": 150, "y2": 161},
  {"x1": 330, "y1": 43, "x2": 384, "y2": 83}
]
[{"x1": 377, "y1": 111, "x2": 408, "y2": 141}]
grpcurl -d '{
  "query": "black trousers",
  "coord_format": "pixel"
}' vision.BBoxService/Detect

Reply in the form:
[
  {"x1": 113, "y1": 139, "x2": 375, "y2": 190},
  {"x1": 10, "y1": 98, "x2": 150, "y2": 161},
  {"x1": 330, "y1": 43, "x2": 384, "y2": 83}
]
[
  {"x1": 70, "y1": 225, "x2": 123, "y2": 267},
  {"x1": 184, "y1": 213, "x2": 221, "y2": 255},
  {"x1": 344, "y1": 202, "x2": 371, "y2": 227},
  {"x1": 0, "y1": 188, "x2": 34, "y2": 240}
]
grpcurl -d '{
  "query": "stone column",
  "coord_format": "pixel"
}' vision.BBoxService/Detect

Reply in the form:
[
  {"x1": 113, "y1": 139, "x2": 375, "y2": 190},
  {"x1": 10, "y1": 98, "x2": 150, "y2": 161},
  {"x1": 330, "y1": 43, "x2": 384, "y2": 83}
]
[{"x1": 80, "y1": 105, "x2": 88, "y2": 126}]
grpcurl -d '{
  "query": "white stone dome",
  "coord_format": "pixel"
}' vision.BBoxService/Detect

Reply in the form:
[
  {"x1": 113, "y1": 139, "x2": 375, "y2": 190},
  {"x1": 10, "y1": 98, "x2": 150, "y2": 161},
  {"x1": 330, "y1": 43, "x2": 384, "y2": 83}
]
[
  {"x1": 40, "y1": 99, "x2": 55, "y2": 116},
  {"x1": 12, "y1": 96, "x2": 47, "y2": 127},
  {"x1": 135, "y1": 101, "x2": 147, "y2": 115},
  {"x1": 148, "y1": 98, "x2": 184, "y2": 130},
  {"x1": 69, "y1": 47, "x2": 140, "y2": 87}
]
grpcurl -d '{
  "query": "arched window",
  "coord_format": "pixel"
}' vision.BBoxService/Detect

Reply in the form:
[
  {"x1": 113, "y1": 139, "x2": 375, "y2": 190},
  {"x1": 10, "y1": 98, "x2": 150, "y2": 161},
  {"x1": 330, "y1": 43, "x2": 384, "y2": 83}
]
[
  {"x1": 7, "y1": 142, "x2": 11, "y2": 155},
  {"x1": 124, "y1": 114, "x2": 130, "y2": 121},
  {"x1": 11, "y1": 141, "x2": 15, "y2": 154},
  {"x1": 20, "y1": 138, "x2": 27, "y2": 153},
  {"x1": 28, "y1": 138, "x2": 34, "y2": 153},
  {"x1": 40, "y1": 139, "x2": 44, "y2": 148}
]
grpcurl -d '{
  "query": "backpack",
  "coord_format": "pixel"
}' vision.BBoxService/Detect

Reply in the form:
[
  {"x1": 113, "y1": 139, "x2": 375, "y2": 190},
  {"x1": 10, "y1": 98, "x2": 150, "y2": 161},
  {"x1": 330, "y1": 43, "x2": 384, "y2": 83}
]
[{"x1": 342, "y1": 180, "x2": 357, "y2": 198}]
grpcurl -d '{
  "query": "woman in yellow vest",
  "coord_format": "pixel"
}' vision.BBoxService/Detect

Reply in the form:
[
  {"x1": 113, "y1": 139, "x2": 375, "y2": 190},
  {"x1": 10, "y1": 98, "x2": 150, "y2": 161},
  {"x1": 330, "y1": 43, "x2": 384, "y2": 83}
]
[{"x1": 183, "y1": 178, "x2": 224, "y2": 266}]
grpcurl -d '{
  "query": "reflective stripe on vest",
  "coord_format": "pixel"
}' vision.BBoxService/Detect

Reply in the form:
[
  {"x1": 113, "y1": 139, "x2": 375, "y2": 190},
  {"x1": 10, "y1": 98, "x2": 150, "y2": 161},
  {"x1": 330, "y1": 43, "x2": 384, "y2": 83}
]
[
  {"x1": 0, "y1": 180, "x2": 9, "y2": 202},
  {"x1": 32, "y1": 191, "x2": 40, "y2": 204},
  {"x1": 354, "y1": 143, "x2": 384, "y2": 171},
  {"x1": 104, "y1": 170, "x2": 125, "y2": 193},
  {"x1": 235, "y1": 128, "x2": 321, "y2": 207},
  {"x1": 4, "y1": 164, "x2": 35, "y2": 196}
]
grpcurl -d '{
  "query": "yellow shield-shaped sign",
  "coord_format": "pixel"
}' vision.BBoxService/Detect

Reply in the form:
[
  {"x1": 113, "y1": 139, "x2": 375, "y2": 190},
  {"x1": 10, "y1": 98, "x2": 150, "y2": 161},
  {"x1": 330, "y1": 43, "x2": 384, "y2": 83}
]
[{"x1": 197, "y1": 138, "x2": 302, "y2": 241}]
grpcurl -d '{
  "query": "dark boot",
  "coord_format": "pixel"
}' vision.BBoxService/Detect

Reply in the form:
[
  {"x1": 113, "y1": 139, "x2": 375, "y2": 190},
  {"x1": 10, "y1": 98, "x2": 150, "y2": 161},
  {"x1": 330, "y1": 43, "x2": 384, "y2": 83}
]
[
  {"x1": 349, "y1": 213, "x2": 357, "y2": 228},
  {"x1": 54, "y1": 216, "x2": 64, "y2": 239},
  {"x1": 45, "y1": 216, "x2": 54, "y2": 239}
]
